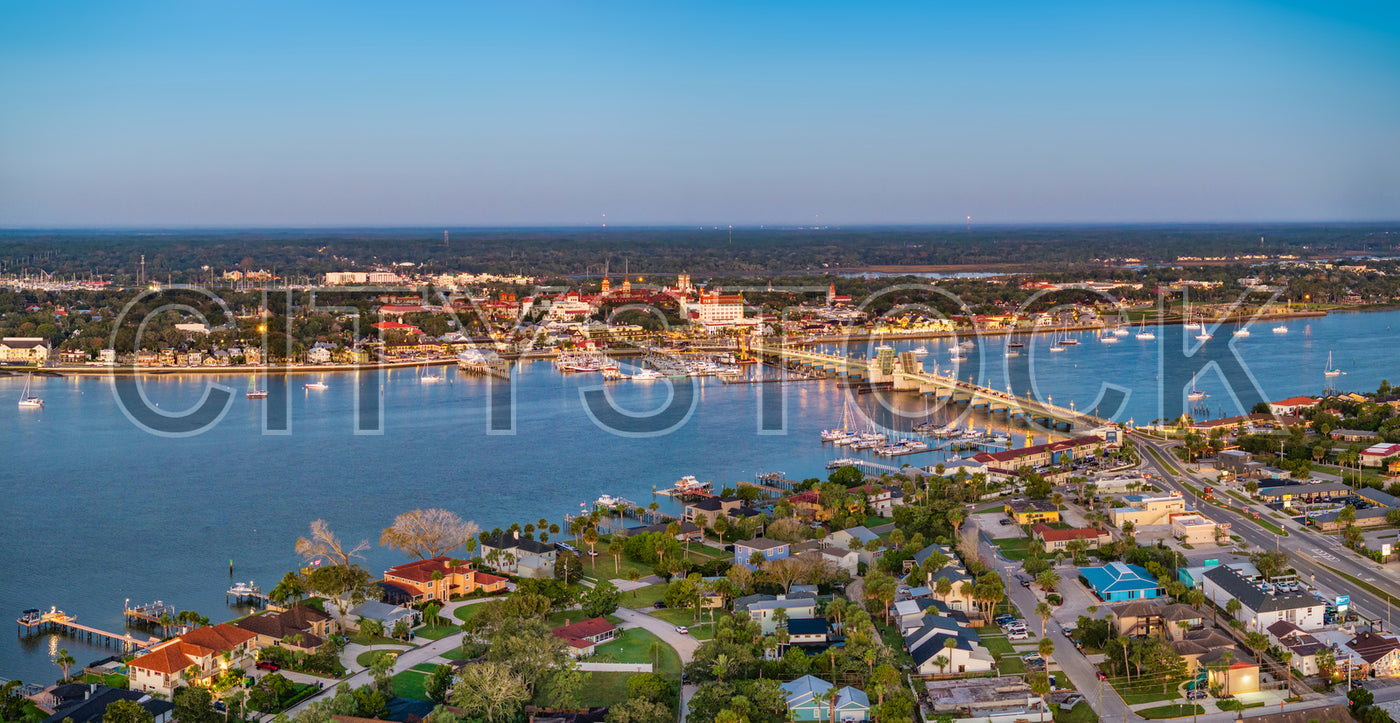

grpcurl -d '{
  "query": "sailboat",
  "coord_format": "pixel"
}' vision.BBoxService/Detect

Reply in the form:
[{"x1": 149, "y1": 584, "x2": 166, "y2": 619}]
[
  {"x1": 1049, "y1": 330, "x2": 1066, "y2": 352},
  {"x1": 1272, "y1": 324, "x2": 1288, "y2": 334},
  {"x1": 420, "y1": 363, "x2": 441, "y2": 384},
  {"x1": 305, "y1": 375, "x2": 328, "y2": 390},
  {"x1": 1135, "y1": 318, "x2": 1155, "y2": 340},
  {"x1": 1324, "y1": 351, "x2": 1345, "y2": 378},
  {"x1": 1233, "y1": 323, "x2": 1251, "y2": 338},
  {"x1": 822, "y1": 401, "x2": 858, "y2": 442},
  {"x1": 246, "y1": 373, "x2": 267, "y2": 399},
  {"x1": 18, "y1": 374, "x2": 42, "y2": 408},
  {"x1": 1187, "y1": 378, "x2": 1207, "y2": 402},
  {"x1": 1195, "y1": 329, "x2": 1212, "y2": 341}
]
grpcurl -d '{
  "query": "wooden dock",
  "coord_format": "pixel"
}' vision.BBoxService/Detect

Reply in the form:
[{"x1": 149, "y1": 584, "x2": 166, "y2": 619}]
[
  {"x1": 226, "y1": 582, "x2": 269, "y2": 605},
  {"x1": 17, "y1": 608, "x2": 158, "y2": 651},
  {"x1": 122, "y1": 599, "x2": 174, "y2": 627}
]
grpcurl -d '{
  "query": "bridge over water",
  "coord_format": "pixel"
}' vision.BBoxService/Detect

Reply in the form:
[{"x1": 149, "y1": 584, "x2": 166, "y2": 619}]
[{"x1": 752, "y1": 342, "x2": 1106, "y2": 432}]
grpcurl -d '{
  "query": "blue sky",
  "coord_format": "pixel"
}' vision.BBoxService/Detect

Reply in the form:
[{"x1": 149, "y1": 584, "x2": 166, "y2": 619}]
[{"x1": 1, "y1": 1, "x2": 1397, "y2": 226}]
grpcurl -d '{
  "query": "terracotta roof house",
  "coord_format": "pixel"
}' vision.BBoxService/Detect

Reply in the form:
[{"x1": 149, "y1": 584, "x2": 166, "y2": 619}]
[
  {"x1": 1030, "y1": 523, "x2": 1111, "y2": 551},
  {"x1": 382, "y1": 556, "x2": 508, "y2": 603},
  {"x1": 550, "y1": 617, "x2": 618, "y2": 658},
  {"x1": 234, "y1": 604, "x2": 338, "y2": 653},
  {"x1": 127, "y1": 624, "x2": 256, "y2": 697}
]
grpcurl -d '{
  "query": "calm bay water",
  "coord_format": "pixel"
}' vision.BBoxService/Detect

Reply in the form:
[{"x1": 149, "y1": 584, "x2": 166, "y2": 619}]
[{"x1": 1, "y1": 308, "x2": 1397, "y2": 683}]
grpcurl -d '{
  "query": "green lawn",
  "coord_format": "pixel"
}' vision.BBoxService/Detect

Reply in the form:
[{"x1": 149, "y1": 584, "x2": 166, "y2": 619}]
[
  {"x1": 979, "y1": 633, "x2": 1016, "y2": 658},
  {"x1": 347, "y1": 632, "x2": 405, "y2": 646},
  {"x1": 577, "y1": 671, "x2": 634, "y2": 707},
  {"x1": 390, "y1": 668, "x2": 432, "y2": 701},
  {"x1": 650, "y1": 605, "x2": 711, "y2": 626},
  {"x1": 453, "y1": 604, "x2": 489, "y2": 623},
  {"x1": 1054, "y1": 702, "x2": 1099, "y2": 723},
  {"x1": 998, "y1": 657, "x2": 1026, "y2": 674},
  {"x1": 993, "y1": 538, "x2": 1034, "y2": 561},
  {"x1": 621, "y1": 584, "x2": 669, "y2": 608},
  {"x1": 594, "y1": 628, "x2": 683, "y2": 677},
  {"x1": 1104, "y1": 674, "x2": 1188, "y2": 706},
  {"x1": 1138, "y1": 704, "x2": 1203, "y2": 719},
  {"x1": 83, "y1": 673, "x2": 129, "y2": 689},
  {"x1": 355, "y1": 649, "x2": 408, "y2": 667},
  {"x1": 414, "y1": 624, "x2": 459, "y2": 641}
]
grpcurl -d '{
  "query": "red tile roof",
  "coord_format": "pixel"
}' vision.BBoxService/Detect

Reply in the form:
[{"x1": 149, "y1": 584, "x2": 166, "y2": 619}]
[
  {"x1": 1272, "y1": 396, "x2": 1317, "y2": 407},
  {"x1": 972, "y1": 436, "x2": 1101, "y2": 464},
  {"x1": 551, "y1": 616, "x2": 616, "y2": 644},
  {"x1": 1031, "y1": 523, "x2": 1105, "y2": 543},
  {"x1": 473, "y1": 571, "x2": 508, "y2": 586},
  {"x1": 179, "y1": 624, "x2": 256, "y2": 652},
  {"x1": 385, "y1": 556, "x2": 472, "y2": 583},
  {"x1": 129, "y1": 642, "x2": 205, "y2": 675}
]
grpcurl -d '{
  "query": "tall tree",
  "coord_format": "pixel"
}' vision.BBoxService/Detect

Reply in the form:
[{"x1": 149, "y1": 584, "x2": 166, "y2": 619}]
[
  {"x1": 379, "y1": 509, "x2": 481, "y2": 560},
  {"x1": 296, "y1": 519, "x2": 369, "y2": 569}
]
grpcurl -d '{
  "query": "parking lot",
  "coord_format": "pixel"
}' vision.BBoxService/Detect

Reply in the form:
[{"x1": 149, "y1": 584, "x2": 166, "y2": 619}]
[{"x1": 972, "y1": 511, "x2": 1023, "y2": 540}]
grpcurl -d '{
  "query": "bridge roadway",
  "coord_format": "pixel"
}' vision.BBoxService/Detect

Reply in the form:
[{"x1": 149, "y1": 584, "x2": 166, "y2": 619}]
[{"x1": 753, "y1": 342, "x2": 1106, "y2": 432}]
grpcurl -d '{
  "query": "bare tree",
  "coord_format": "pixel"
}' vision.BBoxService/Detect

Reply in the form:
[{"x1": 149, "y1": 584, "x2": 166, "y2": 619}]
[
  {"x1": 296, "y1": 519, "x2": 369, "y2": 569},
  {"x1": 379, "y1": 509, "x2": 481, "y2": 560}
]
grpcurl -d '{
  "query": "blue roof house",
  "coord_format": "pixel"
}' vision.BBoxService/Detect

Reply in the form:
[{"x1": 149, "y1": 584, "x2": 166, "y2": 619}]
[
  {"x1": 1080, "y1": 562, "x2": 1163, "y2": 602},
  {"x1": 781, "y1": 675, "x2": 870, "y2": 722}
]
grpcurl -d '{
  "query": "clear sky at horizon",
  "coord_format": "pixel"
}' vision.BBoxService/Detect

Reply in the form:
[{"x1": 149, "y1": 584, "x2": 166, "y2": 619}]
[{"x1": 2, "y1": 1, "x2": 1398, "y2": 227}]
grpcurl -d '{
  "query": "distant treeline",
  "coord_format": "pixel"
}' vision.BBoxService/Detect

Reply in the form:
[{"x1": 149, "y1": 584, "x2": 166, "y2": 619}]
[{"x1": 0, "y1": 224, "x2": 1397, "y2": 282}]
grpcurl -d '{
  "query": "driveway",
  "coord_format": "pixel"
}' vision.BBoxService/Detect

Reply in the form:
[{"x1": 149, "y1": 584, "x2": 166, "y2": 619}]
[
  {"x1": 277, "y1": 631, "x2": 468, "y2": 719},
  {"x1": 613, "y1": 607, "x2": 700, "y2": 663}
]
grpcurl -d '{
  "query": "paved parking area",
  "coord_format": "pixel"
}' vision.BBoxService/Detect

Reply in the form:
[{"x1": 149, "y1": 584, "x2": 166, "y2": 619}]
[
  {"x1": 1050, "y1": 570, "x2": 1106, "y2": 625},
  {"x1": 973, "y1": 511, "x2": 1023, "y2": 540}
]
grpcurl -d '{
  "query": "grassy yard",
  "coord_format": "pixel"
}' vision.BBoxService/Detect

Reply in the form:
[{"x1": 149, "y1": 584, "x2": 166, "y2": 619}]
[
  {"x1": 347, "y1": 632, "x2": 406, "y2": 646},
  {"x1": 993, "y1": 538, "x2": 1035, "y2": 561},
  {"x1": 355, "y1": 649, "x2": 408, "y2": 667},
  {"x1": 998, "y1": 657, "x2": 1026, "y2": 674},
  {"x1": 389, "y1": 666, "x2": 438, "y2": 701},
  {"x1": 1053, "y1": 702, "x2": 1099, "y2": 723},
  {"x1": 577, "y1": 671, "x2": 634, "y2": 707},
  {"x1": 649, "y1": 605, "x2": 713, "y2": 627},
  {"x1": 414, "y1": 624, "x2": 460, "y2": 641},
  {"x1": 978, "y1": 633, "x2": 1016, "y2": 658},
  {"x1": 83, "y1": 673, "x2": 129, "y2": 689},
  {"x1": 1138, "y1": 704, "x2": 1203, "y2": 719},
  {"x1": 621, "y1": 584, "x2": 669, "y2": 609},
  {"x1": 594, "y1": 628, "x2": 683, "y2": 677},
  {"x1": 453, "y1": 604, "x2": 489, "y2": 623},
  {"x1": 1103, "y1": 671, "x2": 1188, "y2": 706}
]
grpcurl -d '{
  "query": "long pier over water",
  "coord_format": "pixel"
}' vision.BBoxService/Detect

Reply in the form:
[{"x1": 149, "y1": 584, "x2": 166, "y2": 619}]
[{"x1": 752, "y1": 342, "x2": 1106, "y2": 432}]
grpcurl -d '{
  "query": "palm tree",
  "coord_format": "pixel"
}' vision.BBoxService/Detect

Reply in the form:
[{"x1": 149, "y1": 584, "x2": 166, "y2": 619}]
[
  {"x1": 1035, "y1": 602, "x2": 1053, "y2": 636},
  {"x1": 583, "y1": 525, "x2": 600, "y2": 569},
  {"x1": 1114, "y1": 636, "x2": 1132, "y2": 681},
  {"x1": 608, "y1": 535, "x2": 625, "y2": 574},
  {"x1": 53, "y1": 648, "x2": 75, "y2": 680},
  {"x1": 711, "y1": 652, "x2": 733, "y2": 682},
  {"x1": 1036, "y1": 569, "x2": 1061, "y2": 592}
]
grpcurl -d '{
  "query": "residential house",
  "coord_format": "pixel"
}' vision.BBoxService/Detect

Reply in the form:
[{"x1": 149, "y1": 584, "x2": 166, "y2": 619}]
[
  {"x1": 551, "y1": 617, "x2": 619, "y2": 658},
  {"x1": 1107, "y1": 601, "x2": 1202, "y2": 640},
  {"x1": 1201, "y1": 565, "x2": 1325, "y2": 633},
  {"x1": 1171, "y1": 629, "x2": 1239, "y2": 671},
  {"x1": 905, "y1": 615, "x2": 994, "y2": 676},
  {"x1": 1265, "y1": 621, "x2": 1323, "y2": 676},
  {"x1": 747, "y1": 595, "x2": 817, "y2": 634},
  {"x1": 1004, "y1": 499, "x2": 1060, "y2": 525},
  {"x1": 1080, "y1": 562, "x2": 1163, "y2": 602},
  {"x1": 127, "y1": 624, "x2": 257, "y2": 697},
  {"x1": 735, "y1": 538, "x2": 790, "y2": 570},
  {"x1": 39, "y1": 685, "x2": 173, "y2": 723},
  {"x1": 480, "y1": 532, "x2": 558, "y2": 578},
  {"x1": 1361, "y1": 444, "x2": 1400, "y2": 468},
  {"x1": 1107, "y1": 493, "x2": 1187, "y2": 527},
  {"x1": 786, "y1": 617, "x2": 830, "y2": 646},
  {"x1": 787, "y1": 490, "x2": 828, "y2": 521},
  {"x1": 826, "y1": 525, "x2": 879, "y2": 552},
  {"x1": 348, "y1": 600, "x2": 419, "y2": 631},
  {"x1": 626, "y1": 521, "x2": 703, "y2": 542},
  {"x1": 1269, "y1": 396, "x2": 1317, "y2": 416},
  {"x1": 1030, "y1": 523, "x2": 1111, "y2": 551},
  {"x1": 684, "y1": 496, "x2": 745, "y2": 524},
  {"x1": 1332, "y1": 429, "x2": 1379, "y2": 443},
  {"x1": 380, "y1": 556, "x2": 508, "y2": 603},
  {"x1": 233, "y1": 604, "x2": 338, "y2": 653},
  {"x1": 780, "y1": 675, "x2": 870, "y2": 723}
]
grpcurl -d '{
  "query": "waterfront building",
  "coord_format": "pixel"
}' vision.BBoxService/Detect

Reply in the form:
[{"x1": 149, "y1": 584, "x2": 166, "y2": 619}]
[
  {"x1": 38, "y1": 685, "x2": 173, "y2": 723},
  {"x1": 127, "y1": 624, "x2": 257, "y2": 697},
  {"x1": 380, "y1": 556, "x2": 508, "y2": 603},
  {"x1": 1269, "y1": 396, "x2": 1318, "y2": 415},
  {"x1": 233, "y1": 604, "x2": 338, "y2": 653},
  {"x1": 480, "y1": 532, "x2": 557, "y2": 578},
  {"x1": 0, "y1": 337, "x2": 50, "y2": 364}
]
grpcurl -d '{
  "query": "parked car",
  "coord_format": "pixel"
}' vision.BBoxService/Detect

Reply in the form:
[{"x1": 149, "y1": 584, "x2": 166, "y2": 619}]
[
  {"x1": 674, "y1": 626, "x2": 688, "y2": 635},
  {"x1": 1020, "y1": 579, "x2": 1032, "y2": 588},
  {"x1": 1000, "y1": 518, "x2": 1013, "y2": 525},
  {"x1": 1062, "y1": 624, "x2": 1075, "y2": 636},
  {"x1": 1187, "y1": 690, "x2": 1208, "y2": 700},
  {"x1": 255, "y1": 661, "x2": 280, "y2": 672},
  {"x1": 995, "y1": 614, "x2": 1017, "y2": 625},
  {"x1": 653, "y1": 601, "x2": 666, "y2": 609},
  {"x1": 1007, "y1": 631, "x2": 1030, "y2": 641}
]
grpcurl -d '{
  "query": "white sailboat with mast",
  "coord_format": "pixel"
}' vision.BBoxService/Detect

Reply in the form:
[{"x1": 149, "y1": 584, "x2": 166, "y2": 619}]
[
  {"x1": 18, "y1": 374, "x2": 43, "y2": 408},
  {"x1": 1324, "y1": 351, "x2": 1345, "y2": 378}
]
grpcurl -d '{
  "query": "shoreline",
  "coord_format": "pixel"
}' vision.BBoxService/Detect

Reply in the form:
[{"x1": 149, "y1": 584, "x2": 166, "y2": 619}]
[{"x1": 0, "y1": 307, "x2": 1344, "y2": 377}]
